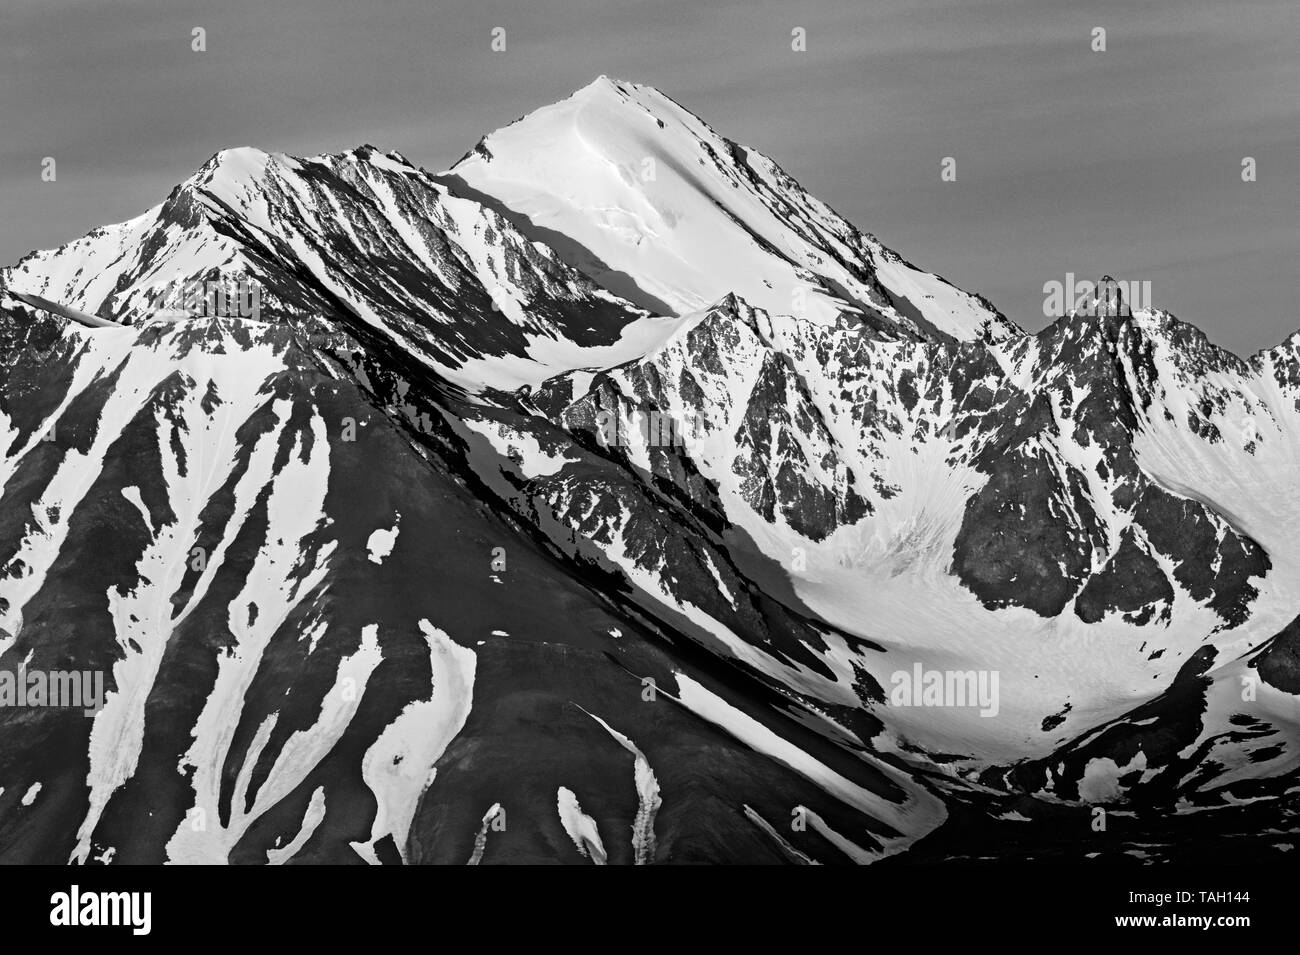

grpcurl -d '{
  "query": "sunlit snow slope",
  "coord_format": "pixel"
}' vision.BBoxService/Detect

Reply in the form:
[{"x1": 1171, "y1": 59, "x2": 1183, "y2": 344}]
[{"x1": 447, "y1": 76, "x2": 1016, "y2": 343}]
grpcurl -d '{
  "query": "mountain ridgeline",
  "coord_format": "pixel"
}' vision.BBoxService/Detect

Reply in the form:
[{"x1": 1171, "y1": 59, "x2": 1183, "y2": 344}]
[{"x1": 0, "y1": 77, "x2": 1296, "y2": 865}]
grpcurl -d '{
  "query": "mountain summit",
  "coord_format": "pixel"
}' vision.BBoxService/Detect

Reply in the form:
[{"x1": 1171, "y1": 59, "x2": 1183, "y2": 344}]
[
  {"x1": 445, "y1": 76, "x2": 1016, "y2": 341},
  {"x1": 4, "y1": 77, "x2": 1016, "y2": 351}
]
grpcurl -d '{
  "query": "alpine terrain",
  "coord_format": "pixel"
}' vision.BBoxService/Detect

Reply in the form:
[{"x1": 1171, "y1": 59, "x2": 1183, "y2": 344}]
[{"x1": 0, "y1": 77, "x2": 1296, "y2": 865}]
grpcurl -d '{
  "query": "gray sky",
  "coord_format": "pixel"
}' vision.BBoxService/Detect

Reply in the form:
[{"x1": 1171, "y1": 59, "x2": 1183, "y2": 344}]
[{"x1": 2, "y1": 0, "x2": 1296, "y2": 355}]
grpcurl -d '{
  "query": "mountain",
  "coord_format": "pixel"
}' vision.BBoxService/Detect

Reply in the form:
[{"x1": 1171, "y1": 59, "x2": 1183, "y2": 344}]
[
  {"x1": 0, "y1": 77, "x2": 1296, "y2": 865},
  {"x1": 445, "y1": 77, "x2": 1016, "y2": 343}
]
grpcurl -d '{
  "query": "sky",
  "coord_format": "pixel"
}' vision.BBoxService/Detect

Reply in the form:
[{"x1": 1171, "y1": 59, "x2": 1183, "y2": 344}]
[{"x1": 1, "y1": 0, "x2": 1296, "y2": 355}]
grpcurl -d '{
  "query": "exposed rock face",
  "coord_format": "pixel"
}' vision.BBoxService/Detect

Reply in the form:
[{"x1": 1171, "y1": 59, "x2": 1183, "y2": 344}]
[{"x1": 0, "y1": 81, "x2": 1296, "y2": 865}]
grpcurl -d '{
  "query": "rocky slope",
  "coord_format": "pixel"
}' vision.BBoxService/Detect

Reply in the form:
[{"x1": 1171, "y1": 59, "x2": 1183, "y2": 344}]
[{"x1": 0, "y1": 77, "x2": 1295, "y2": 864}]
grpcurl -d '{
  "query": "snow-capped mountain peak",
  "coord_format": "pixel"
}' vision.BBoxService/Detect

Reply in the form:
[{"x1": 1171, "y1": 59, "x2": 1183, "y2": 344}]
[
  {"x1": 2, "y1": 78, "x2": 1297, "y2": 866},
  {"x1": 445, "y1": 76, "x2": 1018, "y2": 343}
]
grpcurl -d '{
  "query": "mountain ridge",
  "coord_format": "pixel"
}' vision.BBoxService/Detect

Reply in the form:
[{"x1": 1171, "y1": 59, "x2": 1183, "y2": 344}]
[{"x1": 0, "y1": 77, "x2": 1297, "y2": 865}]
